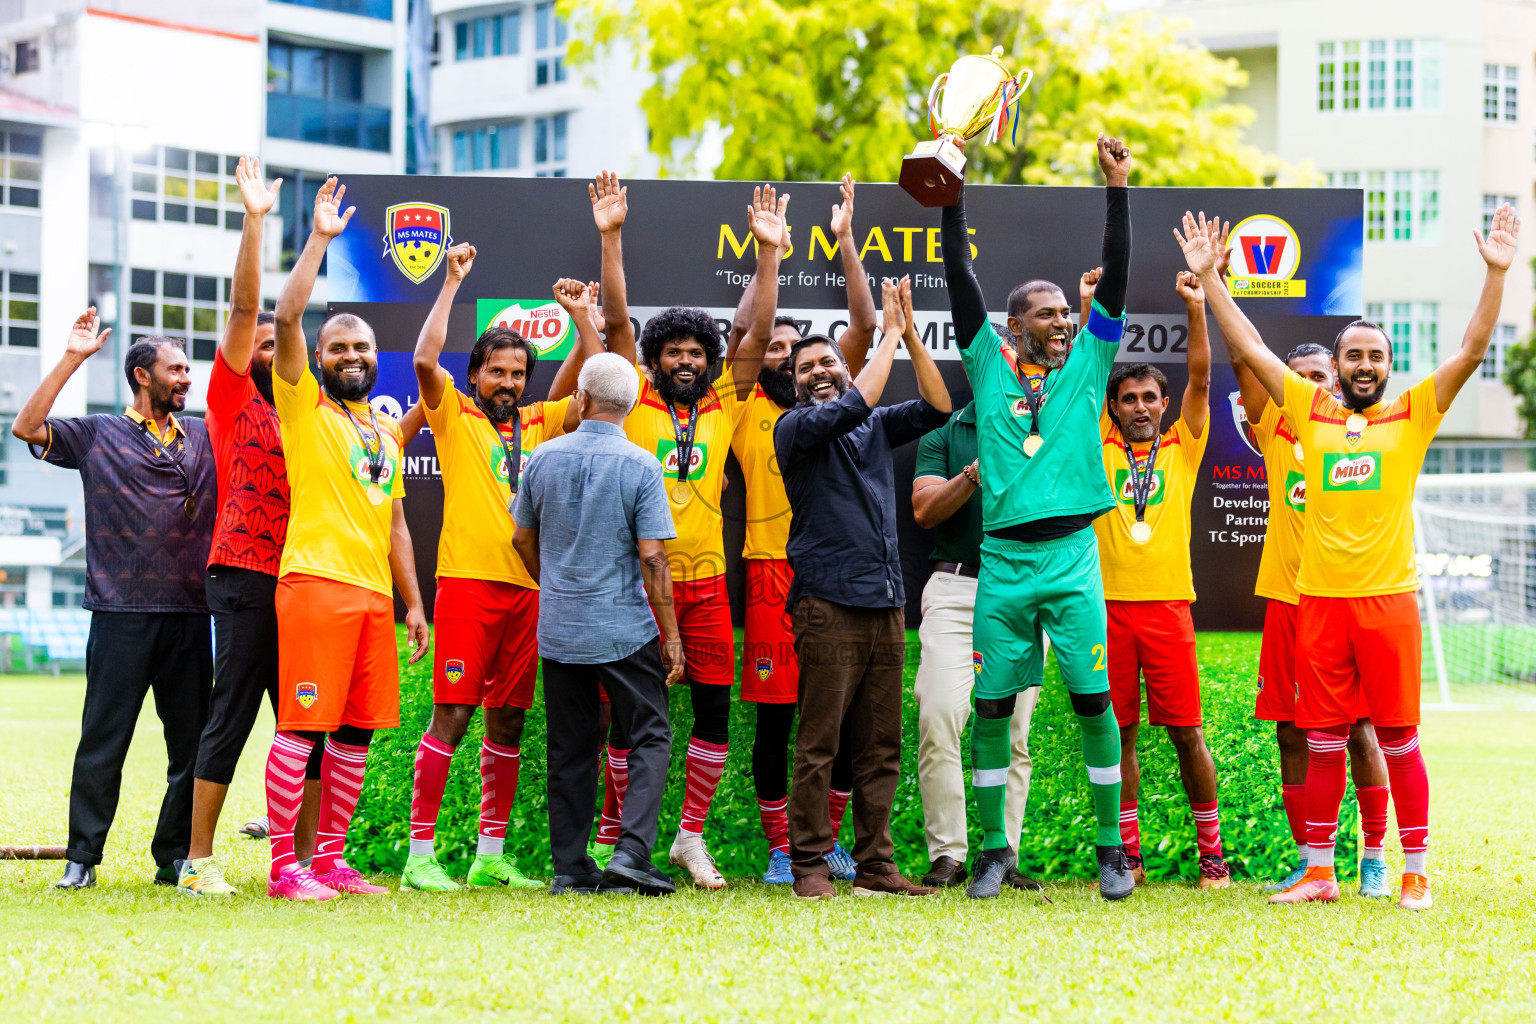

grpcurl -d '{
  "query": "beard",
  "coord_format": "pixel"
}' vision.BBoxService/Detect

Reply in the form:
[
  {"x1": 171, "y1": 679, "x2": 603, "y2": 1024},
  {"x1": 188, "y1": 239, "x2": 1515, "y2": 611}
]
[
  {"x1": 653, "y1": 364, "x2": 712, "y2": 407},
  {"x1": 796, "y1": 369, "x2": 850, "y2": 406},
  {"x1": 1019, "y1": 326, "x2": 1068, "y2": 370},
  {"x1": 1340, "y1": 374, "x2": 1388, "y2": 411},
  {"x1": 476, "y1": 385, "x2": 520, "y2": 423},
  {"x1": 1120, "y1": 417, "x2": 1159, "y2": 443},
  {"x1": 251, "y1": 360, "x2": 275, "y2": 405},
  {"x1": 322, "y1": 361, "x2": 378, "y2": 403},
  {"x1": 757, "y1": 361, "x2": 797, "y2": 408},
  {"x1": 151, "y1": 379, "x2": 187, "y2": 415}
]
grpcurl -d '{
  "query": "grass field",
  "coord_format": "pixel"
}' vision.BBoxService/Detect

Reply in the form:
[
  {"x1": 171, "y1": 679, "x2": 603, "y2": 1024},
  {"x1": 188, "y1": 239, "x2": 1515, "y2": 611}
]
[{"x1": 3, "y1": 638, "x2": 1536, "y2": 1023}]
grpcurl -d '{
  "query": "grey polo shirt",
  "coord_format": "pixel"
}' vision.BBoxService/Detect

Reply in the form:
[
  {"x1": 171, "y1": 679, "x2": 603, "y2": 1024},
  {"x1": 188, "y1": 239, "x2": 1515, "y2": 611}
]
[{"x1": 513, "y1": 418, "x2": 677, "y2": 664}]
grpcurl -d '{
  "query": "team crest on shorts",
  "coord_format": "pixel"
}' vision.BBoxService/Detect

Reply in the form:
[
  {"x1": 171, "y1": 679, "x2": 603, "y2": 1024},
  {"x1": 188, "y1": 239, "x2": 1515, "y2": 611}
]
[
  {"x1": 444, "y1": 659, "x2": 465, "y2": 684},
  {"x1": 972, "y1": 651, "x2": 983, "y2": 677},
  {"x1": 1256, "y1": 674, "x2": 1264, "y2": 693},
  {"x1": 756, "y1": 657, "x2": 773, "y2": 682},
  {"x1": 295, "y1": 682, "x2": 318, "y2": 709}
]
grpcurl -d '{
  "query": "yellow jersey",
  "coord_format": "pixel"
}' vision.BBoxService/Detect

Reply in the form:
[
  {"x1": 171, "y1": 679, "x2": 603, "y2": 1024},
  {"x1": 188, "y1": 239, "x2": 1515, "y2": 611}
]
[
  {"x1": 424, "y1": 375, "x2": 569, "y2": 588},
  {"x1": 274, "y1": 368, "x2": 404, "y2": 596},
  {"x1": 1252, "y1": 402, "x2": 1307, "y2": 604},
  {"x1": 1281, "y1": 371, "x2": 1443, "y2": 597},
  {"x1": 623, "y1": 362, "x2": 745, "y2": 582},
  {"x1": 1094, "y1": 411, "x2": 1209, "y2": 602},
  {"x1": 730, "y1": 384, "x2": 792, "y2": 561}
]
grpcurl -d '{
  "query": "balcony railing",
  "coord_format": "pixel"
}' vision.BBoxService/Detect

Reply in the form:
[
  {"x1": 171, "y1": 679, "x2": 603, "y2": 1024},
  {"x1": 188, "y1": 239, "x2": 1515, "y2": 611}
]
[
  {"x1": 267, "y1": 93, "x2": 391, "y2": 152},
  {"x1": 269, "y1": 0, "x2": 394, "y2": 20}
]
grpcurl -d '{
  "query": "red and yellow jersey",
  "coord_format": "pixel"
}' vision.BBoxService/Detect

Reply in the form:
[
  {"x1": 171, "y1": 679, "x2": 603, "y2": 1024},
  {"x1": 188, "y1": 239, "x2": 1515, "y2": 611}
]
[
  {"x1": 424, "y1": 374, "x2": 569, "y2": 588},
  {"x1": 623, "y1": 362, "x2": 745, "y2": 582},
  {"x1": 1093, "y1": 411, "x2": 1209, "y2": 602},
  {"x1": 1252, "y1": 402, "x2": 1307, "y2": 604},
  {"x1": 730, "y1": 384, "x2": 792, "y2": 561},
  {"x1": 1281, "y1": 371, "x2": 1443, "y2": 597},
  {"x1": 274, "y1": 368, "x2": 404, "y2": 596}
]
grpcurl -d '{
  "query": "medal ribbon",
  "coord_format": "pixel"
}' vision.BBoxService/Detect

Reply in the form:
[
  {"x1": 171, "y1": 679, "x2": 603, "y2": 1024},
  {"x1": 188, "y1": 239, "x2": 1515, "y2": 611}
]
[
  {"x1": 1122, "y1": 436, "x2": 1161, "y2": 524},
  {"x1": 1000, "y1": 341, "x2": 1051, "y2": 441},
  {"x1": 129, "y1": 417, "x2": 195, "y2": 515},
  {"x1": 490, "y1": 411, "x2": 522, "y2": 503},
  {"x1": 667, "y1": 401, "x2": 700, "y2": 483},
  {"x1": 326, "y1": 390, "x2": 386, "y2": 486}
]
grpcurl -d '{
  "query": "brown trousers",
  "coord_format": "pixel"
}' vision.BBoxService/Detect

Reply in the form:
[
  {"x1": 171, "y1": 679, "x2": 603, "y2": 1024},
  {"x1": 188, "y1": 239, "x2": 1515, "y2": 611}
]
[{"x1": 788, "y1": 596, "x2": 907, "y2": 879}]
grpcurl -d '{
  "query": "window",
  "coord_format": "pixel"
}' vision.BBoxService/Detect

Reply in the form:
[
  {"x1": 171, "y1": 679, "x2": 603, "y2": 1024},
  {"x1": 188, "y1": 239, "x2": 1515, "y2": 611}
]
[
  {"x1": 1483, "y1": 194, "x2": 1518, "y2": 235},
  {"x1": 452, "y1": 121, "x2": 522, "y2": 171},
  {"x1": 1486, "y1": 64, "x2": 1502, "y2": 121},
  {"x1": 1366, "y1": 301, "x2": 1438, "y2": 372},
  {"x1": 1345, "y1": 170, "x2": 1438, "y2": 244},
  {"x1": 1423, "y1": 448, "x2": 1445, "y2": 475},
  {"x1": 269, "y1": 41, "x2": 363, "y2": 101},
  {"x1": 1506, "y1": 65, "x2": 1519, "y2": 122},
  {"x1": 14, "y1": 39, "x2": 40, "y2": 74},
  {"x1": 1317, "y1": 42, "x2": 1335, "y2": 112},
  {"x1": 1341, "y1": 41, "x2": 1360, "y2": 110},
  {"x1": 127, "y1": 147, "x2": 247, "y2": 229},
  {"x1": 126, "y1": 267, "x2": 226, "y2": 361},
  {"x1": 52, "y1": 571, "x2": 87, "y2": 608},
  {"x1": 1368, "y1": 41, "x2": 1388, "y2": 109},
  {"x1": 1393, "y1": 39, "x2": 1413, "y2": 109},
  {"x1": 0, "y1": 567, "x2": 24, "y2": 608},
  {"x1": 1319, "y1": 39, "x2": 1439, "y2": 113},
  {"x1": 454, "y1": 10, "x2": 521, "y2": 60},
  {"x1": 1454, "y1": 446, "x2": 1503, "y2": 474},
  {"x1": 1418, "y1": 40, "x2": 1442, "y2": 111},
  {"x1": 1, "y1": 271, "x2": 40, "y2": 348},
  {"x1": 534, "y1": 2, "x2": 567, "y2": 86},
  {"x1": 1, "y1": 131, "x2": 42, "y2": 209},
  {"x1": 533, "y1": 113, "x2": 568, "y2": 175},
  {"x1": 1486, "y1": 323, "x2": 1517, "y2": 380},
  {"x1": 267, "y1": 40, "x2": 387, "y2": 151},
  {"x1": 1365, "y1": 171, "x2": 1385, "y2": 241}
]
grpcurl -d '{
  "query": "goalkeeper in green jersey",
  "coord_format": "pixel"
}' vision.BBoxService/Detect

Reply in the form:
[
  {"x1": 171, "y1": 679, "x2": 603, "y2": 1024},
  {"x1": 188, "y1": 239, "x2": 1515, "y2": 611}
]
[{"x1": 940, "y1": 134, "x2": 1135, "y2": 901}]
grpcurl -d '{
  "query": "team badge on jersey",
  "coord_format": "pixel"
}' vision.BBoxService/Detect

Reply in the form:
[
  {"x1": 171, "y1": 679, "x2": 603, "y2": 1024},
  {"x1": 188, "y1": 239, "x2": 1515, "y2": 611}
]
[
  {"x1": 756, "y1": 657, "x2": 773, "y2": 682},
  {"x1": 444, "y1": 659, "x2": 465, "y2": 684},
  {"x1": 295, "y1": 682, "x2": 318, "y2": 709},
  {"x1": 383, "y1": 203, "x2": 452, "y2": 283},
  {"x1": 972, "y1": 651, "x2": 984, "y2": 677}
]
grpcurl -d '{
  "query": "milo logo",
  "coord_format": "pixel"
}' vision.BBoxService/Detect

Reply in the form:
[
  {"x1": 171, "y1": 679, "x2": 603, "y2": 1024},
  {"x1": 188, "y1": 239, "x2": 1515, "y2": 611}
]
[
  {"x1": 1322, "y1": 451, "x2": 1381, "y2": 491},
  {"x1": 657, "y1": 440, "x2": 709, "y2": 477},
  {"x1": 350, "y1": 445, "x2": 396, "y2": 490},
  {"x1": 1284, "y1": 470, "x2": 1306, "y2": 512},
  {"x1": 487, "y1": 442, "x2": 529, "y2": 484},
  {"x1": 1112, "y1": 468, "x2": 1166, "y2": 506},
  {"x1": 1010, "y1": 397, "x2": 1031, "y2": 418},
  {"x1": 476, "y1": 299, "x2": 575, "y2": 360}
]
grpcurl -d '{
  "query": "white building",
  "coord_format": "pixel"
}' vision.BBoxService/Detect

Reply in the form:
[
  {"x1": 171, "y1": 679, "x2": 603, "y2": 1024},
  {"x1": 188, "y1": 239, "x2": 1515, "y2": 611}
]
[{"x1": 1143, "y1": 0, "x2": 1536, "y2": 472}]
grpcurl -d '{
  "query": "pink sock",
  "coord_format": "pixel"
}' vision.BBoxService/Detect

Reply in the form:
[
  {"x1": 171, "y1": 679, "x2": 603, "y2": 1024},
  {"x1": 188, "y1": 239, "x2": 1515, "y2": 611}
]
[
  {"x1": 409, "y1": 733, "x2": 456, "y2": 855},
  {"x1": 1119, "y1": 800, "x2": 1141, "y2": 859},
  {"x1": 478, "y1": 741, "x2": 520, "y2": 855},
  {"x1": 596, "y1": 748, "x2": 629, "y2": 845},
  {"x1": 827, "y1": 788, "x2": 851, "y2": 839},
  {"x1": 1191, "y1": 798, "x2": 1223, "y2": 858},
  {"x1": 312, "y1": 738, "x2": 369, "y2": 874},
  {"x1": 757, "y1": 797, "x2": 789, "y2": 854},
  {"x1": 679, "y1": 738, "x2": 729, "y2": 835},
  {"x1": 265, "y1": 732, "x2": 316, "y2": 879}
]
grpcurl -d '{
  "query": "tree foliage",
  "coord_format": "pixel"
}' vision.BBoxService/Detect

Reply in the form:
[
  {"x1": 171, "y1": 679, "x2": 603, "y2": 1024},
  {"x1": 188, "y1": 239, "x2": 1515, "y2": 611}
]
[
  {"x1": 1503, "y1": 327, "x2": 1536, "y2": 439},
  {"x1": 569, "y1": 0, "x2": 1299, "y2": 185}
]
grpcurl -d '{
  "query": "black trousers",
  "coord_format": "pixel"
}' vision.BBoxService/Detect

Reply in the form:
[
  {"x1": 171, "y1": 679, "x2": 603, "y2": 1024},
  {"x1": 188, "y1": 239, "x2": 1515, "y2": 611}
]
[
  {"x1": 69, "y1": 611, "x2": 213, "y2": 867},
  {"x1": 194, "y1": 566, "x2": 279, "y2": 786},
  {"x1": 544, "y1": 639, "x2": 672, "y2": 876}
]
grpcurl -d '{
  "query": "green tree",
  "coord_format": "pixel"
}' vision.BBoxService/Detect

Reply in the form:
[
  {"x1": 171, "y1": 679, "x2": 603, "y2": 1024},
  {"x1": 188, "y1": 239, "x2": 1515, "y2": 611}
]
[
  {"x1": 568, "y1": 0, "x2": 1299, "y2": 185},
  {"x1": 1503, "y1": 328, "x2": 1536, "y2": 439}
]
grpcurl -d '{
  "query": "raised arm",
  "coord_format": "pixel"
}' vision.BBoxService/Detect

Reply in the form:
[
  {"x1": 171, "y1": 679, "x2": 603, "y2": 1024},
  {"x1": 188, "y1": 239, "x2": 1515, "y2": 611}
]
[
  {"x1": 726, "y1": 185, "x2": 790, "y2": 398},
  {"x1": 12, "y1": 309, "x2": 109, "y2": 445},
  {"x1": 832, "y1": 174, "x2": 876, "y2": 375},
  {"x1": 899, "y1": 276, "x2": 950, "y2": 413},
  {"x1": 851, "y1": 279, "x2": 906, "y2": 407},
  {"x1": 1178, "y1": 211, "x2": 1288, "y2": 404},
  {"x1": 275, "y1": 177, "x2": 353, "y2": 385},
  {"x1": 1433, "y1": 204, "x2": 1522, "y2": 412},
  {"x1": 413, "y1": 243, "x2": 476, "y2": 412},
  {"x1": 1173, "y1": 271, "x2": 1212, "y2": 437},
  {"x1": 222, "y1": 157, "x2": 281, "y2": 373},
  {"x1": 940, "y1": 183, "x2": 988, "y2": 350},
  {"x1": 390, "y1": 499, "x2": 428, "y2": 665},
  {"x1": 548, "y1": 278, "x2": 604, "y2": 429},
  {"x1": 590, "y1": 171, "x2": 635, "y2": 363},
  {"x1": 1092, "y1": 134, "x2": 1131, "y2": 319},
  {"x1": 1078, "y1": 267, "x2": 1102, "y2": 326}
]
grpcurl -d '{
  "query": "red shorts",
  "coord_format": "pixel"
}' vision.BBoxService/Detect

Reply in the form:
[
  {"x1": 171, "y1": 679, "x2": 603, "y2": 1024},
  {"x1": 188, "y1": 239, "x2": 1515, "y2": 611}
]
[
  {"x1": 1296, "y1": 593, "x2": 1421, "y2": 729},
  {"x1": 1256, "y1": 598, "x2": 1370, "y2": 722},
  {"x1": 432, "y1": 577, "x2": 538, "y2": 710},
  {"x1": 276, "y1": 573, "x2": 399, "y2": 732},
  {"x1": 663, "y1": 573, "x2": 735, "y2": 687},
  {"x1": 1106, "y1": 599, "x2": 1202, "y2": 728},
  {"x1": 741, "y1": 558, "x2": 798, "y2": 703}
]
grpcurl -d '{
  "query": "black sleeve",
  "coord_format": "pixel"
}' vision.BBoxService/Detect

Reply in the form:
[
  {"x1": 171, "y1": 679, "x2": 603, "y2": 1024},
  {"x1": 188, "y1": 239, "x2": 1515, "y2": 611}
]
[
  {"x1": 1092, "y1": 186, "x2": 1130, "y2": 318},
  {"x1": 30, "y1": 415, "x2": 101, "y2": 471},
  {"x1": 942, "y1": 188, "x2": 988, "y2": 350},
  {"x1": 773, "y1": 386, "x2": 873, "y2": 468},
  {"x1": 877, "y1": 399, "x2": 952, "y2": 449}
]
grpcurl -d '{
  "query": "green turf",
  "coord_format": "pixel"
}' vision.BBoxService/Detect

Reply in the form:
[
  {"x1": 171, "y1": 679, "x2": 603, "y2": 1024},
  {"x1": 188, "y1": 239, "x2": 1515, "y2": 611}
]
[{"x1": 3, "y1": 643, "x2": 1536, "y2": 1022}]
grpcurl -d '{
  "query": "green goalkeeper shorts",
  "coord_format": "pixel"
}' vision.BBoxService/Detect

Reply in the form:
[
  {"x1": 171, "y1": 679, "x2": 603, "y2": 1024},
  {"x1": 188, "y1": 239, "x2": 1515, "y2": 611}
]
[{"x1": 972, "y1": 528, "x2": 1110, "y2": 701}]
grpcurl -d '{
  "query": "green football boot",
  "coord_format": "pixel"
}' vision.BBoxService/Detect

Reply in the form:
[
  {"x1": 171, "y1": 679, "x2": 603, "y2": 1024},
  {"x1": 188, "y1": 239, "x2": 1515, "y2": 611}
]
[
  {"x1": 400, "y1": 854, "x2": 461, "y2": 892},
  {"x1": 467, "y1": 853, "x2": 542, "y2": 889}
]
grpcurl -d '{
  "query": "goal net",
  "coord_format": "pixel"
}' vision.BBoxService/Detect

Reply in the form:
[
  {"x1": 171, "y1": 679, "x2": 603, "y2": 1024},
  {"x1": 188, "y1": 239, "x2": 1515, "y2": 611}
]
[{"x1": 1414, "y1": 471, "x2": 1536, "y2": 709}]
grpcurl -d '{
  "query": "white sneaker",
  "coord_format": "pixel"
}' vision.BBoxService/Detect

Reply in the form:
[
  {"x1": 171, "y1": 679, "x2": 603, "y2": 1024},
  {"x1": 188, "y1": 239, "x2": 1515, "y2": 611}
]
[{"x1": 668, "y1": 832, "x2": 726, "y2": 889}]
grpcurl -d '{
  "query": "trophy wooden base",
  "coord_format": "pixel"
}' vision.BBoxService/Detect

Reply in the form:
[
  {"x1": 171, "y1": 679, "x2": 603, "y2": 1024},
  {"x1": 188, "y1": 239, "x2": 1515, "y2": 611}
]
[{"x1": 900, "y1": 138, "x2": 967, "y2": 207}]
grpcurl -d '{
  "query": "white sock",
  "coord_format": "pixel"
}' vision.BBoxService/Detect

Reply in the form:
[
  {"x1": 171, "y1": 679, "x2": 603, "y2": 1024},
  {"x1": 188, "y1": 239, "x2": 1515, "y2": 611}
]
[
  {"x1": 1362, "y1": 847, "x2": 1384, "y2": 862},
  {"x1": 1295, "y1": 843, "x2": 1309, "y2": 866},
  {"x1": 409, "y1": 839, "x2": 434, "y2": 858},
  {"x1": 477, "y1": 835, "x2": 504, "y2": 857},
  {"x1": 1404, "y1": 851, "x2": 1427, "y2": 876},
  {"x1": 1308, "y1": 845, "x2": 1335, "y2": 868},
  {"x1": 298, "y1": 856, "x2": 312, "y2": 869}
]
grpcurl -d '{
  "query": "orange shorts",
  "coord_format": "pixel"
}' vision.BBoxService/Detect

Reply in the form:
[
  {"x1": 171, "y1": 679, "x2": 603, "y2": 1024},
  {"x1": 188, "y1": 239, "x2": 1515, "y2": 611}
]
[
  {"x1": 1296, "y1": 592, "x2": 1421, "y2": 729},
  {"x1": 1106, "y1": 599, "x2": 1202, "y2": 728},
  {"x1": 742, "y1": 558, "x2": 798, "y2": 703},
  {"x1": 1256, "y1": 598, "x2": 1370, "y2": 723},
  {"x1": 658, "y1": 573, "x2": 734, "y2": 687},
  {"x1": 433, "y1": 577, "x2": 538, "y2": 710},
  {"x1": 276, "y1": 573, "x2": 399, "y2": 732}
]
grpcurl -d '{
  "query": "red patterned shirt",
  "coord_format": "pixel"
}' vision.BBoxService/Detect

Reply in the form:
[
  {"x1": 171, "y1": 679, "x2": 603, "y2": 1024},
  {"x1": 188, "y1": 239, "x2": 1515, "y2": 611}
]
[{"x1": 205, "y1": 349, "x2": 289, "y2": 575}]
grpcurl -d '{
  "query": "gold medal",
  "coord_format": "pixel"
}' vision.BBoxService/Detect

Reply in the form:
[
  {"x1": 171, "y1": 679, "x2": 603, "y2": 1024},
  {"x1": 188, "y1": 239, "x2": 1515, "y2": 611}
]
[
  {"x1": 182, "y1": 496, "x2": 197, "y2": 520},
  {"x1": 1345, "y1": 413, "x2": 1367, "y2": 434},
  {"x1": 1293, "y1": 442, "x2": 1305, "y2": 461},
  {"x1": 367, "y1": 483, "x2": 385, "y2": 506},
  {"x1": 671, "y1": 481, "x2": 692, "y2": 505},
  {"x1": 1129, "y1": 520, "x2": 1152, "y2": 544},
  {"x1": 1021, "y1": 434, "x2": 1044, "y2": 458}
]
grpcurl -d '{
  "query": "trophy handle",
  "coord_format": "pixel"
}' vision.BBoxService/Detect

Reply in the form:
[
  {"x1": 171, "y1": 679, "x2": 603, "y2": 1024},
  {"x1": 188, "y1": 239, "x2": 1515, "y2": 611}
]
[
  {"x1": 986, "y1": 68, "x2": 1036, "y2": 145},
  {"x1": 927, "y1": 73, "x2": 949, "y2": 140}
]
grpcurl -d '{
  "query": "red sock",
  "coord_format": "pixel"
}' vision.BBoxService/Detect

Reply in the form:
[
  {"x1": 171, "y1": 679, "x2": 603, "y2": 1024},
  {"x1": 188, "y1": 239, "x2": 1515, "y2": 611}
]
[
  {"x1": 1191, "y1": 799, "x2": 1223, "y2": 858},
  {"x1": 757, "y1": 797, "x2": 789, "y2": 854},
  {"x1": 408, "y1": 733, "x2": 456, "y2": 853},
  {"x1": 827, "y1": 788, "x2": 851, "y2": 838},
  {"x1": 1281, "y1": 784, "x2": 1306, "y2": 848},
  {"x1": 1303, "y1": 726, "x2": 1350, "y2": 867},
  {"x1": 596, "y1": 747, "x2": 628, "y2": 845},
  {"x1": 1376, "y1": 726, "x2": 1429, "y2": 871},
  {"x1": 312, "y1": 738, "x2": 369, "y2": 874},
  {"x1": 265, "y1": 732, "x2": 316, "y2": 879},
  {"x1": 478, "y1": 741, "x2": 519, "y2": 854},
  {"x1": 679, "y1": 738, "x2": 729, "y2": 834},
  {"x1": 1356, "y1": 785, "x2": 1389, "y2": 856},
  {"x1": 1119, "y1": 800, "x2": 1141, "y2": 859}
]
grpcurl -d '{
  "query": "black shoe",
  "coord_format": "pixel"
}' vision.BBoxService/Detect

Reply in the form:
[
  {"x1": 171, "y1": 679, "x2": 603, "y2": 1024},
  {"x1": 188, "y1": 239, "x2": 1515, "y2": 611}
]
[
  {"x1": 56, "y1": 861, "x2": 96, "y2": 890},
  {"x1": 604, "y1": 850, "x2": 676, "y2": 896},
  {"x1": 1096, "y1": 844, "x2": 1135, "y2": 901},
  {"x1": 921, "y1": 855, "x2": 968, "y2": 887},
  {"x1": 550, "y1": 872, "x2": 605, "y2": 895},
  {"x1": 1003, "y1": 867, "x2": 1042, "y2": 891},
  {"x1": 153, "y1": 859, "x2": 186, "y2": 886},
  {"x1": 965, "y1": 847, "x2": 1016, "y2": 900}
]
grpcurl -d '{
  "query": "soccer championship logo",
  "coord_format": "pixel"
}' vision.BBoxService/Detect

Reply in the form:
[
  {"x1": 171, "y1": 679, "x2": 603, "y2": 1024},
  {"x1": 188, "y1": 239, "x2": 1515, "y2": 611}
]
[
  {"x1": 1226, "y1": 214, "x2": 1306, "y2": 298},
  {"x1": 444, "y1": 659, "x2": 465, "y2": 685},
  {"x1": 755, "y1": 657, "x2": 773, "y2": 682},
  {"x1": 383, "y1": 203, "x2": 452, "y2": 284},
  {"x1": 295, "y1": 682, "x2": 318, "y2": 709}
]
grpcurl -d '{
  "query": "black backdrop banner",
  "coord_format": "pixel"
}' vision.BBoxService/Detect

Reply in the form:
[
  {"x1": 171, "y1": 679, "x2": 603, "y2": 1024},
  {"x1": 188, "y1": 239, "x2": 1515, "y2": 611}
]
[{"x1": 325, "y1": 177, "x2": 1364, "y2": 631}]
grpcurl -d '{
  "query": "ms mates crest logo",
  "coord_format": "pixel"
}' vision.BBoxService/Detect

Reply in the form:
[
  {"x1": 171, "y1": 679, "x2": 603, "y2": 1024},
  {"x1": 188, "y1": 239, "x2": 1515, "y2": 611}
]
[{"x1": 383, "y1": 203, "x2": 452, "y2": 283}]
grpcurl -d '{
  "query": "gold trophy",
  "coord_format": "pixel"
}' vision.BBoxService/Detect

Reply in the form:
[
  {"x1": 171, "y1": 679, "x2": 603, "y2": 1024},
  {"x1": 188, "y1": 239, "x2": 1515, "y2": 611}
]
[{"x1": 900, "y1": 47, "x2": 1031, "y2": 207}]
